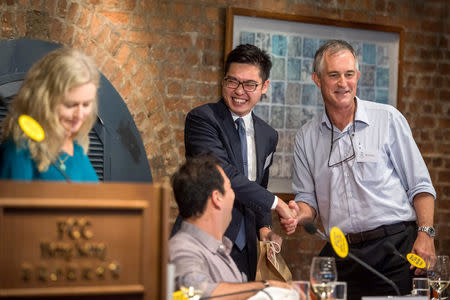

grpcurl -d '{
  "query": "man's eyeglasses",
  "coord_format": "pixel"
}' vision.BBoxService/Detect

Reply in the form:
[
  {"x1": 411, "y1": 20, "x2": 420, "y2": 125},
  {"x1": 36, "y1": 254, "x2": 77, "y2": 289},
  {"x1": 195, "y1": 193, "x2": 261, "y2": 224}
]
[
  {"x1": 223, "y1": 77, "x2": 261, "y2": 92},
  {"x1": 328, "y1": 130, "x2": 356, "y2": 167}
]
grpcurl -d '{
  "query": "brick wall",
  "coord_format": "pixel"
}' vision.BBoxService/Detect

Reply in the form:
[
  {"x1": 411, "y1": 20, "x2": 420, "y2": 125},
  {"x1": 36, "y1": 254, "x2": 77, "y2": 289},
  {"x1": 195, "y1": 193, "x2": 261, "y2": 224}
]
[{"x1": 1, "y1": 0, "x2": 448, "y2": 280}]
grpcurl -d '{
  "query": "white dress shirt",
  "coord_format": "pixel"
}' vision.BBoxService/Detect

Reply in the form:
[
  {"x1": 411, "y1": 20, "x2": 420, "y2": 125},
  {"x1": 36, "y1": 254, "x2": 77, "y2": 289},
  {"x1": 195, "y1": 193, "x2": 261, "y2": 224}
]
[{"x1": 231, "y1": 111, "x2": 278, "y2": 210}]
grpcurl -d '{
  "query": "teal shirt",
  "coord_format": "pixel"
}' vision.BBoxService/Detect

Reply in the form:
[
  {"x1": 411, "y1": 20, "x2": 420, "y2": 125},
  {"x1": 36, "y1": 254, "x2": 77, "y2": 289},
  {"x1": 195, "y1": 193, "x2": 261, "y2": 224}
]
[{"x1": 0, "y1": 139, "x2": 99, "y2": 182}]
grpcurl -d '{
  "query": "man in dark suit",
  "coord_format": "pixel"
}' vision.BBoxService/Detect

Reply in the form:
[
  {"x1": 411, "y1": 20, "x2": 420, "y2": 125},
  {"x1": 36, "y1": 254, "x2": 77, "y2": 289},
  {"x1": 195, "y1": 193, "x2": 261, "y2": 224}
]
[{"x1": 173, "y1": 44, "x2": 295, "y2": 281}]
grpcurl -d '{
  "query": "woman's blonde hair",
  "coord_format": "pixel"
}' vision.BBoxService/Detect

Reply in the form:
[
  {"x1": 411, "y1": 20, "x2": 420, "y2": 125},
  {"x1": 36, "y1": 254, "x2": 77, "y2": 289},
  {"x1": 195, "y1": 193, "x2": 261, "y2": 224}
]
[{"x1": 1, "y1": 48, "x2": 100, "y2": 172}]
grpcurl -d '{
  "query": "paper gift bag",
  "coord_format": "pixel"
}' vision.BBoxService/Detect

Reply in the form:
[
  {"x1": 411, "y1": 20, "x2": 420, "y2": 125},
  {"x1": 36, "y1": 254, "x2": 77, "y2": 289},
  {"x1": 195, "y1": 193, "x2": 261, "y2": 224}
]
[{"x1": 255, "y1": 241, "x2": 292, "y2": 282}]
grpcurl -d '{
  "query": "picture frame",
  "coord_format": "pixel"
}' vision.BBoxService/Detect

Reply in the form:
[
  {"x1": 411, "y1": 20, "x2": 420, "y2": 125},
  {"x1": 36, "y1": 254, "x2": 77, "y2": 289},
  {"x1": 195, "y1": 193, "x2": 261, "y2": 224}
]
[{"x1": 225, "y1": 7, "x2": 404, "y2": 193}]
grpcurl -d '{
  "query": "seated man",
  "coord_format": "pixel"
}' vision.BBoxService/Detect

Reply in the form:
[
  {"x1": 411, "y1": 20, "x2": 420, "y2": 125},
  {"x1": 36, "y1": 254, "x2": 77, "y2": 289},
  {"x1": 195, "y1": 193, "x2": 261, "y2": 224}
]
[{"x1": 169, "y1": 153, "x2": 294, "y2": 299}]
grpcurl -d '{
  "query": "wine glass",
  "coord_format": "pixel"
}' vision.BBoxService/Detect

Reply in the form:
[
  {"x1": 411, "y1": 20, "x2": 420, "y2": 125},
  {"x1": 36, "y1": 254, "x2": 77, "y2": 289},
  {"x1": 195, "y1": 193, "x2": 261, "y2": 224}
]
[
  {"x1": 427, "y1": 255, "x2": 449, "y2": 300},
  {"x1": 310, "y1": 256, "x2": 338, "y2": 300},
  {"x1": 176, "y1": 274, "x2": 207, "y2": 300}
]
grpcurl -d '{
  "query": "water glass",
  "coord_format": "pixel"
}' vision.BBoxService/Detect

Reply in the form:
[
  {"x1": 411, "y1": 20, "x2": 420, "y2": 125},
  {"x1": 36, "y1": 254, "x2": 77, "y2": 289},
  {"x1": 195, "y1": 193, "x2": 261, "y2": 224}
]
[
  {"x1": 292, "y1": 280, "x2": 310, "y2": 300},
  {"x1": 310, "y1": 257, "x2": 338, "y2": 300},
  {"x1": 412, "y1": 277, "x2": 430, "y2": 299},
  {"x1": 330, "y1": 281, "x2": 347, "y2": 300}
]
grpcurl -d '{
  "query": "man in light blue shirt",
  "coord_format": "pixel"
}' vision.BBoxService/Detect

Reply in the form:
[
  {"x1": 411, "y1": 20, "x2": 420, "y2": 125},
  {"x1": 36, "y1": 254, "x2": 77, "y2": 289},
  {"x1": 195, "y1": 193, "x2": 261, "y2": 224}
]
[{"x1": 282, "y1": 40, "x2": 436, "y2": 300}]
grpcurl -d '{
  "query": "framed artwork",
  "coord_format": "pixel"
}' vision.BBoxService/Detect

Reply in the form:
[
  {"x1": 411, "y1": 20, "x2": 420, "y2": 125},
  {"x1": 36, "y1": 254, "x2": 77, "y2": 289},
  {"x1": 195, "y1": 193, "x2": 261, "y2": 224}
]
[{"x1": 225, "y1": 7, "x2": 404, "y2": 193}]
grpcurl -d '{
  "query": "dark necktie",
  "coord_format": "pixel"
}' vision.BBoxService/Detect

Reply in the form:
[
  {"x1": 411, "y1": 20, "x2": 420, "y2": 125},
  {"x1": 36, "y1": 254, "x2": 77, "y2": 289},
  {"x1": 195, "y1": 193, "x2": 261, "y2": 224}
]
[
  {"x1": 235, "y1": 117, "x2": 247, "y2": 250},
  {"x1": 235, "y1": 118, "x2": 248, "y2": 177}
]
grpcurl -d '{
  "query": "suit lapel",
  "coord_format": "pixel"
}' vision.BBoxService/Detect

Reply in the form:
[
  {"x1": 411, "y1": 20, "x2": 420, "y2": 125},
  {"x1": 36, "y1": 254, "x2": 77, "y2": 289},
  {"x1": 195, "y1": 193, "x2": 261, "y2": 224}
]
[
  {"x1": 252, "y1": 113, "x2": 265, "y2": 183},
  {"x1": 217, "y1": 100, "x2": 244, "y2": 173}
]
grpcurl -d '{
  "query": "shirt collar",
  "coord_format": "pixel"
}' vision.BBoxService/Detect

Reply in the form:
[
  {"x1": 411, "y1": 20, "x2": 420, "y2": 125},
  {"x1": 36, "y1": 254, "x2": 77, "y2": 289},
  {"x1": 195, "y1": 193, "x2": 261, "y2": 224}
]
[
  {"x1": 180, "y1": 221, "x2": 233, "y2": 256},
  {"x1": 230, "y1": 110, "x2": 253, "y2": 131},
  {"x1": 320, "y1": 97, "x2": 370, "y2": 133}
]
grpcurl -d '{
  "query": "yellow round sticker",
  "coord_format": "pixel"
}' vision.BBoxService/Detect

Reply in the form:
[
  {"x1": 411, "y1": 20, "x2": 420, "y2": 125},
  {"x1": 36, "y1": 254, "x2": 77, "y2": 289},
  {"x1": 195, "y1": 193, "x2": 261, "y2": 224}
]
[
  {"x1": 406, "y1": 253, "x2": 426, "y2": 269},
  {"x1": 330, "y1": 227, "x2": 349, "y2": 258},
  {"x1": 18, "y1": 115, "x2": 45, "y2": 142}
]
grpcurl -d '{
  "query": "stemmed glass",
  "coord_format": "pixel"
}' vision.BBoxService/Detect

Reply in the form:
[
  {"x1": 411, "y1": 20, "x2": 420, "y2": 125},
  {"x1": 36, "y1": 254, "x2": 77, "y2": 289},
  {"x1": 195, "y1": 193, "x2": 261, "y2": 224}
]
[
  {"x1": 176, "y1": 274, "x2": 207, "y2": 300},
  {"x1": 310, "y1": 257, "x2": 338, "y2": 300},
  {"x1": 427, "y1": 255, "x2": 449, "y2": 300}
]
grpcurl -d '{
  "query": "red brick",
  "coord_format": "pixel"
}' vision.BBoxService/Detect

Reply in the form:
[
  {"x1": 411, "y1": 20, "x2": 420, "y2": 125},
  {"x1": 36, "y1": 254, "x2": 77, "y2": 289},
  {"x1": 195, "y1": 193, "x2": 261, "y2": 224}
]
[
  {"x1": 101, "y1": 57, "x2": 117, "y2": 81},
  {"x1": 438, "y1": 171, "x2": 450, "y2": 184},
  {"x1": 149, "y1": 111, "x2": 164, "y2": 128},
  {"x1": 115, "y1": 43, "x2": 131, "y2": 65},
  {"x1": 124, "y1": 54, "x2": 138, "y2": 75},
  {"x1": 123, "y1": 0, "x2": 137, "y2": 11},
  {"x1": 30, "y1": 0, "x2": 42, "y2": 10},
  {"x1": 134, "y1": 45, "x2": 149, "y2": 60},
  {"x1": 101, "y1": 0, "x2": 121, "y2": 9},
  {"x1": 438, "y1": 63, "x2": 450, "y2": 75},
  {"x1": 44, "y1": 0, "x2": 57, "y2": 14},
  {"x1": 167, "y1": 33, "x2": 192, "y2": 48},
  {"x1": 128, "y1": 30, "x2": 154, "y2": 44},
  {"x1": 149, "y1": 16, "x2": 164, "y2": 30},
  {"x1": 316, "y1": 6, "x2": 340, "y2": 20},
  {"x1": 67, "y1": 2, "x2": 79, "y2": 23},
  {"x1": 77, "y1": 6, "x2": 91, "y2": 29},
  {"x1": 49, "y1": 18, "x2": 63, "y2": 42},
  {"x1": 181, "y1": 20, "x2": 197, "y2": 32},
  {"x1": 211, "y1": 23, "x2": 223, "y2": 36},
  {"x1": 1, "y1": 11, "x2": 14, "y2": 33},
  {"x1": 111, "y1": 69, "x2": 125, "y2": 90},
  {"x1": 173, "y1": 2, "x2": 187, "y2": 16},
  {"x1": 61, "y1": 25, "x2": 75, "y2": 46},
  {"x1": 205, "y1": 6, "x2": 219, "y2": 21},
  {"x1": 121, "y1": 79, "x2": 133, "y2": 99},
  {"x1": 131, "y1": 14, "x2": 145, "y2": 29},
  {"x1": 57, "y1": 0, "x2": 67, "y2": 18},
  {"x1": 259, "y1": 0, "x2": 288, "y2": 12},
  {"x1": 422, "y1": 20, "x2": 442, "y2": 32},
  {"x1": 191, "y1": 4, "x2": 203, "y2": 18},
  {"x1": 107, "y1": 31, "x2": 122, "y2": 54},
  {"x1": 89, "y1": 14, "x2": 103, "y2": 37},
  {"x1": 96, "y1": 26, "x2": 112, "y2": 45},
  {"x1": 100, "y1": 11, "x2": 130, "y2": 25},
  {"x1": 166, "y1": 19, "x2": 179, "y2": 31},
  {"x1": 291, "y1": 3, "x2": 315, "y2": 16},
  {"x1": 144, "y1": 97, "x2": 160, "y2": 114},
  {"x1": 16, "y1": 12, "x2": 26, "y2": 37},
  {"x1": 167, "y1": 81, "x2": 182, "y2": 96},
  {"x1": 133, "y1": 65, "x2": 148, "y2": 86}
]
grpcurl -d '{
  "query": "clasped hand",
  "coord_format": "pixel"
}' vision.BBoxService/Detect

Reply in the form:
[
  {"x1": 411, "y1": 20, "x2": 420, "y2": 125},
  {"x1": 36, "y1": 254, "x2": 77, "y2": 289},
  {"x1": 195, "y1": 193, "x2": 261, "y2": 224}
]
[{"x1": 276, "y1": 200, "x2": 300, "y2": 235}]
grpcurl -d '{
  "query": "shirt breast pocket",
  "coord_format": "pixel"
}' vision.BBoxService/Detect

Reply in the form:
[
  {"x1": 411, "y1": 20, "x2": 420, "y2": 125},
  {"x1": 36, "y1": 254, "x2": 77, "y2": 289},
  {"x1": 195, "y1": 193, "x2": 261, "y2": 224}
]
[{"x1": 355, "y1": 149, "x2": 381, "y2": 183}]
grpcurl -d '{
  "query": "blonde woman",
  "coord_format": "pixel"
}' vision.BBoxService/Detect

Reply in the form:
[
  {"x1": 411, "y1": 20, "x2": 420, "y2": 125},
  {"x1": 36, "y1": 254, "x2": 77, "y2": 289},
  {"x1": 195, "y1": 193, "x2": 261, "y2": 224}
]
[{"x1": 0, "y1": 48, "x2": 99, "y2": 181}]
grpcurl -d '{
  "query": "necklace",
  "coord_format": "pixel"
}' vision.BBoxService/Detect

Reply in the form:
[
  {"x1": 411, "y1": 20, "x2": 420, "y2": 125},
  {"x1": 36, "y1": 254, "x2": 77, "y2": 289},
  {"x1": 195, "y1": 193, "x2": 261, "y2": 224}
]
[{"x1": 58, "y1": 154, "x2": 69, "y2": 171}]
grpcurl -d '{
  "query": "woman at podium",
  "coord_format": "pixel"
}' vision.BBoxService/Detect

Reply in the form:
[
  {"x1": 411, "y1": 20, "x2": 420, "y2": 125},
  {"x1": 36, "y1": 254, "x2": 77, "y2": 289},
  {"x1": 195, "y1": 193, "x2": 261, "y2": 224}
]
[{"x1": 0, "y1": 48, "x2": 99, "y2": 182}]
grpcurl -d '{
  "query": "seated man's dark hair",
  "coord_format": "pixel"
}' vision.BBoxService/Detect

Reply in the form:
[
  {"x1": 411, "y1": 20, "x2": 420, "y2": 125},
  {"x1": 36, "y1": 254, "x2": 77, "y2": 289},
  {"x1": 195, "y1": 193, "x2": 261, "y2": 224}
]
[
  {"x1": 171, "y1": 153, "x2": 224, "y2": 219},
  {"x1": 224, "y1": 44, "x2": 272, "y2": 82}
]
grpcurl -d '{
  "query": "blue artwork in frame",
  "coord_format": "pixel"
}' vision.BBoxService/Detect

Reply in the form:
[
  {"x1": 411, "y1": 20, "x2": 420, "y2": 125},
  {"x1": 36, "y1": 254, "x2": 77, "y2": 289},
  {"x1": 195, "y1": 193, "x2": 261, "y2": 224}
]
[{"x1": 230, "y1": 8, "x2": 401, "y2": 192}]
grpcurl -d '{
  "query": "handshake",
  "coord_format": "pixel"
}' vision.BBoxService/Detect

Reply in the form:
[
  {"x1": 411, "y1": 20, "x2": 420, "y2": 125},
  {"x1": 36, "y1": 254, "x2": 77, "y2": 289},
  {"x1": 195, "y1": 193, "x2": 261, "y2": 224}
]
[{"x1": 275, "y1": 199, "x2": 315, "y2": 235}]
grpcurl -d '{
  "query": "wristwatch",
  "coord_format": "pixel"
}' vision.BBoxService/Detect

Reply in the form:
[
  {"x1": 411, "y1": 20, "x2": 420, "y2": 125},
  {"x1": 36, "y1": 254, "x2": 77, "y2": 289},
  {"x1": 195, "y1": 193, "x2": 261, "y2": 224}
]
[{"x1": 418, "y1": 226, "x2": 436, "y2": 238}]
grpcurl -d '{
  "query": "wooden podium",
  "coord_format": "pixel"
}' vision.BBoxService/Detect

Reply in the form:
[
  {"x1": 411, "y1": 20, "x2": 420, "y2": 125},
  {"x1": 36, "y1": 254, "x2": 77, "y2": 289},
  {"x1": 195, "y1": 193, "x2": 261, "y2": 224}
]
[{"x1": 0, "y1": 180, "x2": 170, "y2": 300}]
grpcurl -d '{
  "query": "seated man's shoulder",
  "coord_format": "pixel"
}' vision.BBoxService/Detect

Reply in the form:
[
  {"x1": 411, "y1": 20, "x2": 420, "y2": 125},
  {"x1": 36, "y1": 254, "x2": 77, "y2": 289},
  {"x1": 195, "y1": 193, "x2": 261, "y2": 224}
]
[{"x1": 169, "y1": 232, "x2": 201, "y2": 254}]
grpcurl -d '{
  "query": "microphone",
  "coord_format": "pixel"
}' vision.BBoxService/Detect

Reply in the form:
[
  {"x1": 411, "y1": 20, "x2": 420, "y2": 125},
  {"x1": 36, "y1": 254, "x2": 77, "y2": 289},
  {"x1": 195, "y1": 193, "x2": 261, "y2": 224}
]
[
  {"x1": 304, "y1": 222, "x2": 401, "y2": 296},
  {"x1": 384, "y1": 242, "x2": 408, "y2": 263},
  {"x1": 384, "y1": 242, "x2": 426, "y2": 270}
]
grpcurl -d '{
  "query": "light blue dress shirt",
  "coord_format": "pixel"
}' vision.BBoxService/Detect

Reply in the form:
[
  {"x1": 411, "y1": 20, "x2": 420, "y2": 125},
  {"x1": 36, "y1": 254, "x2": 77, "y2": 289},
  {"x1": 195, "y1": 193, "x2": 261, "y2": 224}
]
[{"x1": 292, "y1": 98, "x2": 436, "y2": 235}]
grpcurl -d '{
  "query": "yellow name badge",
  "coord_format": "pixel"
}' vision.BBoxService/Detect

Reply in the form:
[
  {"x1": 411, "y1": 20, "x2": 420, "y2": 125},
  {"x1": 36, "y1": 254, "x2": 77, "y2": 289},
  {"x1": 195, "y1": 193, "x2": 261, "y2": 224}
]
[
  {"x1": 406, "y1": 253, "x2": 426, "y2": 269},
  {"x1": 330, "y1": 227, "x2": 349, "y2": 258},
  {"x1": 18, "y1": 115, "x2": 45, "y2": 142},
  {"x1": 173, "y1": 290, "x2": 188, "y2": 300}
]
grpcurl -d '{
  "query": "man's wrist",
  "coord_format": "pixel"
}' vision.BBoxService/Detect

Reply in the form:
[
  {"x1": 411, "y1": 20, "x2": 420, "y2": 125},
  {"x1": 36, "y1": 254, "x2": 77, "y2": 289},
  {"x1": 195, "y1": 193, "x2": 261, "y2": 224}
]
[{"x1": 417, "y1": 226, "x2": 436, "y2": 238}]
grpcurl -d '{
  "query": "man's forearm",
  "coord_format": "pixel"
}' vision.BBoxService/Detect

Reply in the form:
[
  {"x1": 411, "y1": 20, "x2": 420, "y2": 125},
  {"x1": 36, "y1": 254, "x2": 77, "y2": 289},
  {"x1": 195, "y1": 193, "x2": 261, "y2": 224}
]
[{"x1": 413, "y1": 192, "x2": 435, "y2": 227}]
